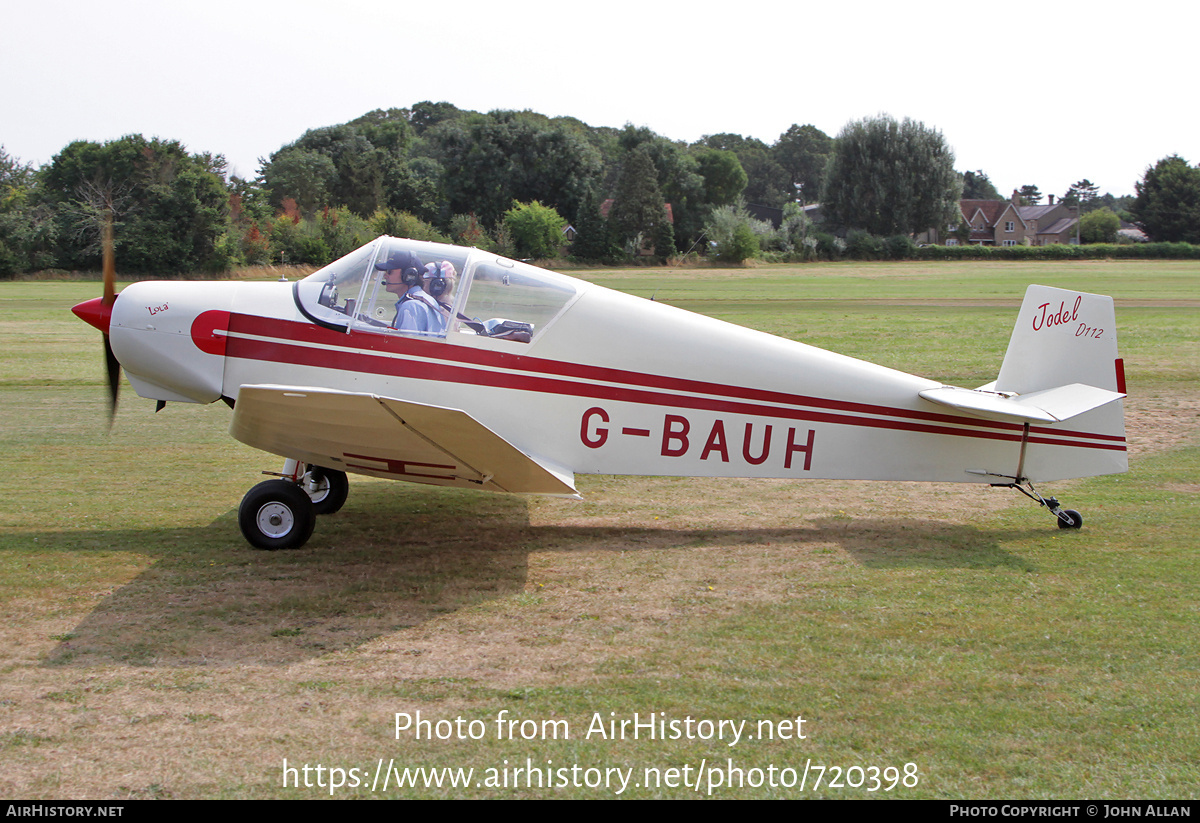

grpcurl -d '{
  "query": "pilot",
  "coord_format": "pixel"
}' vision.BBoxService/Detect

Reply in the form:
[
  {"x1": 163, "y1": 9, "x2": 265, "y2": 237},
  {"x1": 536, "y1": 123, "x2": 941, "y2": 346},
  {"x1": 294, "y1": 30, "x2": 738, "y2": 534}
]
[
  {"x1": 378, "y1": 249, "x2": 426, "y2": 328},
  {"x1": 396, "y1": 261, "x2": 456, "y2": 336}
]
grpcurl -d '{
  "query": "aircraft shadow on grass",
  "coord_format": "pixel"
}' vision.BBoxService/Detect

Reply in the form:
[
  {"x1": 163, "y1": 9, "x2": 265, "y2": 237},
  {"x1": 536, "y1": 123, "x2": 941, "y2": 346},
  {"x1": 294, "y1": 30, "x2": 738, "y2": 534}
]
[{"x1": 39, "y1": 486, "x2": 1041, "y2": 669}]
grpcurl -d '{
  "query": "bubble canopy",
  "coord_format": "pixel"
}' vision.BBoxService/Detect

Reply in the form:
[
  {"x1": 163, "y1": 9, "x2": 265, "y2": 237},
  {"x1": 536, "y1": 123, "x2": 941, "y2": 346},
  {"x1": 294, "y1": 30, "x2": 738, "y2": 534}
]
[{"x1": 294, "y1": 236, "x2": 578, "y2": 344}]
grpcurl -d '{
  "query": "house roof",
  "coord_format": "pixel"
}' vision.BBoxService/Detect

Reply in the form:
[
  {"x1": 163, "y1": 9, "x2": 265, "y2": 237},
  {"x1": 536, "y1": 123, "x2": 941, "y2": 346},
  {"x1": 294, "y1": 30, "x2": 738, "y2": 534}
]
[
  {"x1": 1038, "y1": 217, "x2": 1078, "y2": 236},
  {"x1": 1018, "y1": 204, "x2": 1059, "y2": 221},
  {"x1": 961, "y1": 200, "x2": 1007, "y2": 224},
  {"x1": 961, "y1": 199, "x2": 1025, "y2": 230}
]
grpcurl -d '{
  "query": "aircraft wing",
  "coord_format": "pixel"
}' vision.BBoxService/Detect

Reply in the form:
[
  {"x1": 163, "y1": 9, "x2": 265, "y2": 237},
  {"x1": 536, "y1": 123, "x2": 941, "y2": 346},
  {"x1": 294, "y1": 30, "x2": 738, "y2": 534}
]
[{"x1": 229, "y1": 385, "x2": 577, "y2": 495}]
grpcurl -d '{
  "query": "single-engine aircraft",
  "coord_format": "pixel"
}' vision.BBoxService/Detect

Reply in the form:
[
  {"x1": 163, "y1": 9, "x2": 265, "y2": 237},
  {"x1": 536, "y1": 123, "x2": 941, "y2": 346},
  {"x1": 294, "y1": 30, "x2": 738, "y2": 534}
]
[{"x1": 72, "y1": 234, "x2": 1127, "y2": 550}]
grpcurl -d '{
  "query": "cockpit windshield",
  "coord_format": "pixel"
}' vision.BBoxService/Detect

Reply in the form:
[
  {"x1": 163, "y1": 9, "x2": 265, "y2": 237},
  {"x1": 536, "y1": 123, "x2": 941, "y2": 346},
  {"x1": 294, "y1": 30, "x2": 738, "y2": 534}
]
[{"x1": 294, "y1": 236, "x2": 578, "y2": 345}]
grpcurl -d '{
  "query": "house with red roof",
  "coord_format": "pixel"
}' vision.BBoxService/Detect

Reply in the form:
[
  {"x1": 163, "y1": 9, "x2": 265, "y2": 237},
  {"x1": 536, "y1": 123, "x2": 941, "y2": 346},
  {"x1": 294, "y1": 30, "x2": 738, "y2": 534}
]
[{"x1": 926, "y1": 191, "x2": 1080, "y2": 246}]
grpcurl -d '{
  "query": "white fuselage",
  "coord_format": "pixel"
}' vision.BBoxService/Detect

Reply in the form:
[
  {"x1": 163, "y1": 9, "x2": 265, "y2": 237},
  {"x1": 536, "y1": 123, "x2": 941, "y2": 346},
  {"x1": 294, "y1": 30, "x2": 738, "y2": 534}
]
[{"x1": 108, "y1": 272, "x2": 1126, "y2": 488}]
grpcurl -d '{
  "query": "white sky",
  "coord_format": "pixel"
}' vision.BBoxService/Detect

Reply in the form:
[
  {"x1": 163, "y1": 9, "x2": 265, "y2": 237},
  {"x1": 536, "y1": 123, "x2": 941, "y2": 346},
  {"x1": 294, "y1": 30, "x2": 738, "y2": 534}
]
[{"x1": 3, "y1": 0, "x2": 1193, "y2": 199}]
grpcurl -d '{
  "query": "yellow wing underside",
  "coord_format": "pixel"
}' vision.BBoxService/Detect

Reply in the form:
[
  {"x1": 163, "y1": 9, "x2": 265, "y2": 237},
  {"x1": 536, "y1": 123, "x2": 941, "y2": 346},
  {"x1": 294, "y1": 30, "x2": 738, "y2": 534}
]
[{"x1": 230, "y1": 385, "x2": 577, "y2": 496}]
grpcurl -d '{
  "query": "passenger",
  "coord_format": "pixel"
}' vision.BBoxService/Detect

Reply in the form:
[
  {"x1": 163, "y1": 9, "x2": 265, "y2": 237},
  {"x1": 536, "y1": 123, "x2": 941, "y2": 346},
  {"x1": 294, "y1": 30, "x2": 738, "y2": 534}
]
[{"x1": 420, "y1": 261, "x2": 458, "y2": 334}]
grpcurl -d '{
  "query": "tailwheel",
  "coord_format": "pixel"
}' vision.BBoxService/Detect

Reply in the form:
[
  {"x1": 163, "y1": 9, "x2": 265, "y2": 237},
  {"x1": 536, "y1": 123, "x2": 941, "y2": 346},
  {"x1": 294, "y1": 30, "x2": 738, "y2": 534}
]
[
  {"x1": 1056, "y1": 509, "x2": 1083, "y2": 530},
  {"x1": 238, "y1": 480, "x2": 316, "y2": 550},
  {"x1": 987, "y1": 475, "x2": 1084, "y2": 531},
  {"x1": 301, "y1": 465, "x2": 349, "y2": 515}
]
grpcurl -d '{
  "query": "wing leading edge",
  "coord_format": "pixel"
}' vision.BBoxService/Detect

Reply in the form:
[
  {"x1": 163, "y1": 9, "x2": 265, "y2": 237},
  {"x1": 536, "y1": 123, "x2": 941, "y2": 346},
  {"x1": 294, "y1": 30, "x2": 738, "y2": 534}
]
[{"x1": 230, "y1": 385, "x2": 577, "y2": 496}]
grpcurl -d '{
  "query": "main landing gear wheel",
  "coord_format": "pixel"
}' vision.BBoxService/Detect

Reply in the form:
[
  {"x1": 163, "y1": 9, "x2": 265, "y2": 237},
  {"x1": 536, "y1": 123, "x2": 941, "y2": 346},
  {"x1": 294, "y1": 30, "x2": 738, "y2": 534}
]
[
  {"x1": 302, "y1": 465, "x2": 349, "y2": 515},
  {"x1": 238, "y1": 480, "x2": 316, "y2": 550}
]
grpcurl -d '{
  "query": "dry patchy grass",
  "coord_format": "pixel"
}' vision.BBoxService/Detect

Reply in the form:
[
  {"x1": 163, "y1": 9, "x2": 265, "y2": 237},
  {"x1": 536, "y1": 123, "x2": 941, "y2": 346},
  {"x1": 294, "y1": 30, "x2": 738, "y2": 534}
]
[{"x1": 5, "y1": 387, "x2": 1196, "y2": 798}]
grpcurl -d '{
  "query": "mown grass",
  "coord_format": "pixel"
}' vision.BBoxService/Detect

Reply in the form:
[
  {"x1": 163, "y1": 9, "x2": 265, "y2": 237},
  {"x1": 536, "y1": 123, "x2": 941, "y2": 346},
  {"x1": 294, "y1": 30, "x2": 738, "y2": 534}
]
[{"x1": 0, "y1": 261, "x2": 1196, "y2": 799}]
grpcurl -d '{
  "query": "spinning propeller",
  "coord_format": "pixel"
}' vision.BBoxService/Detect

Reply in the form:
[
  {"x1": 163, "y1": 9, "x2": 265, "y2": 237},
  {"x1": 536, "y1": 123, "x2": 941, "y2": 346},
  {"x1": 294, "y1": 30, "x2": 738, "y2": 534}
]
[{"x1": 71, "y1": 210, "x2": 121, "y2": 421}]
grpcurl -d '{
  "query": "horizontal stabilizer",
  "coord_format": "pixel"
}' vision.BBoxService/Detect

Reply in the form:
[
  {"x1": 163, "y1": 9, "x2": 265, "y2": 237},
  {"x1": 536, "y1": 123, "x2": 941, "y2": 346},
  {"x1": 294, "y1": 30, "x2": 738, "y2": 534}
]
[
  {"x1": 230, "y1": 385, "x2": 577, "y2": 495},
  {"x1": 919, "y1": 383, "x2": 1125, "y2": 424}
]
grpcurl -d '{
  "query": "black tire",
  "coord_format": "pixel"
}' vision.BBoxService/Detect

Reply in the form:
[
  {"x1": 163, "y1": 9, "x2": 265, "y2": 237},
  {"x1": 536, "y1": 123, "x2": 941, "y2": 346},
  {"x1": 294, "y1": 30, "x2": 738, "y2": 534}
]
[
  {"x1": 1057, "y1": 509, "x2": 1083, "y2": 530},
  {"x1": 238, "y1": 480, "x2": 316, "y2": 550},
  {"x1": 303, "y1": 466, "x2": 349, "y2": 515}
]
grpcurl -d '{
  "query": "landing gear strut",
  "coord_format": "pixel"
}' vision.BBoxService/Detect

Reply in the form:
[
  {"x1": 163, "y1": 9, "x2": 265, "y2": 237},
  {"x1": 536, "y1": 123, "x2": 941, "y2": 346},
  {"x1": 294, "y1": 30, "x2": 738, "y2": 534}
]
[
  {"x1": 237, "y1": 459, "x2": 350, "y2": 550},
  {"x1": 990, "y1": 476, "x2": 1083, "y2": 530}
]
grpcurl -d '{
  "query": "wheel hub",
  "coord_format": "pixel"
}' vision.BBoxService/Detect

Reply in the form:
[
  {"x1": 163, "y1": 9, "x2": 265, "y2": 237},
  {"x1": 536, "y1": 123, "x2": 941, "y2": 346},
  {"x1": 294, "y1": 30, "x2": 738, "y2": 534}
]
[
  {"x1": 256, "y1": 502, "x2": 294, "y2": 538},
  {"x1": 303, "y1": 472, "x2": 331, "y2": 503}
]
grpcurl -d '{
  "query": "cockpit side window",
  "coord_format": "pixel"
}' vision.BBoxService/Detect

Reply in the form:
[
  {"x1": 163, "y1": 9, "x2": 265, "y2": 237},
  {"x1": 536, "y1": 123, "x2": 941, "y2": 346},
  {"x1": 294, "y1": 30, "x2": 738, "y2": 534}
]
[
  {"x1": 353, "y1": 242, "x2": 469, "y2": 338},
  {"x1": 294, "y1": 237, "x2": 578, "y2": 344},
  {"x1": 294, "y1": 237, "x2": 468, "y2": 339}
]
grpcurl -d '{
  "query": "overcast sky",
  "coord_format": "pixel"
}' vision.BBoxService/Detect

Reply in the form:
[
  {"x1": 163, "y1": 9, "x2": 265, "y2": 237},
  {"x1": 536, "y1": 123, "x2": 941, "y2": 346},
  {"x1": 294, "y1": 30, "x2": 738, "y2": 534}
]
[{"x1": 4, "y1": 0, "x2": 1193, "y2": 199}]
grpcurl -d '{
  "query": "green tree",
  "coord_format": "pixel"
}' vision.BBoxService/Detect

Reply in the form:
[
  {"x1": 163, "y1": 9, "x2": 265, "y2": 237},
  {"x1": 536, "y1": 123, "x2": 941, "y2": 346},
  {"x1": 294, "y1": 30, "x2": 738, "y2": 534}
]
[
  {"x1": 694, "y1": 148, "x2": 748, "y2": 208},
  {"x1": 39, "y1": 136, "x2": 229, "y2": 273},
  {"x1": 703, "y1": 202, "x2": 767, "y2": 263},
  {"x1": 1086, "y1": 192, "x2": 1136, "y2": 221},
  {"x1": 448, "y1": 212, "x2": 495, "y2": 251},
  {"x1": 1017, "y1": 184, "x2": 1043, "y2": 205},
  {"x1": 0, "y1": 147, "x2": 57, "y2": 275},
  {"x1": 614, "y1": 126, "x2": 705, "y2": 253},
  {"x1": 962, "y1": 170, "x2": 1002, "y2": 199},
  {"x1": 609, "y1": 145, "x2": 669, "y2": 248},
  {"x1": 367, "y1": 209, "x2": 448, "y2": 243},
  {"x1": 435, "y1": 111, "x2": 601, "y2": 227},
  {"x1": 821, "y1": 115, "x2": 962, "y2": 236},
  {"x1": 1, "y1": 146, "x2": 34, "y2": 191},
  {"x1": 773, "y1": 124, "x2": 833, "y2": 204},
  {"x1": 570, "y1": 190, "x2": 622, "y2": 263},
  {"x1": 1063, "y1": 178, "x2": 1100, "y2": 210},
  {"x1": 406, "y1": 100, "x2": 463, "y2": 135},
  {"x1": 502, "y1": 200, "x2": 567, "y2": 259},
  {"x1": 261, "y1": 148, "x2": 335, "y2": 215},
  {"x1": 777, "y1": 201, "x2": 815, "y2": 257},
  {"x1": 1130, "y1": 155, "x2": 1200, "y2": 243},
  {"x1": 696, "y1": 134, "x2": 786, "y2": 207},
  {"x1": 261, "y1": 113, "x2": 420, "y2": 220},
  {"x1": 1079, "y1": 207, "x2": 1121, "y2": 243}
]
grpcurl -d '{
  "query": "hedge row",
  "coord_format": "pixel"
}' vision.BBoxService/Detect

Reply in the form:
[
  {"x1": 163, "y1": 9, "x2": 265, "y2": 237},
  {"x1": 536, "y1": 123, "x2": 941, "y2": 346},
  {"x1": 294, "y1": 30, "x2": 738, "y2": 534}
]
[{"x1": 911, "y1": 242, "x2": 1200, "y2": 261}]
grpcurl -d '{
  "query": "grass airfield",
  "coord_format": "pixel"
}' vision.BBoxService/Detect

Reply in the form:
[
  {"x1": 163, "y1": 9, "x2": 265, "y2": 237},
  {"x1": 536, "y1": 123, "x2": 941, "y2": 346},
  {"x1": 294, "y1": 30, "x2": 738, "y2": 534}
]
[{"x1": 1, "y1": 260, "x2": 1197, "y2": 799}]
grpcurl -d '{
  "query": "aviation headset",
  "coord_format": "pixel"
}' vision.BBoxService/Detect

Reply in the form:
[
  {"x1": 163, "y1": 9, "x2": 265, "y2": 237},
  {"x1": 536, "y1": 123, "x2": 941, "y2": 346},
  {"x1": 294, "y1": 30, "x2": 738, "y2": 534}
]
[
  {"x1": 376, "y1": 249, "x2": 424, "y2": 288},
  {"x1": 423, "y1": 261, "x2": 451, "y2": 298}
]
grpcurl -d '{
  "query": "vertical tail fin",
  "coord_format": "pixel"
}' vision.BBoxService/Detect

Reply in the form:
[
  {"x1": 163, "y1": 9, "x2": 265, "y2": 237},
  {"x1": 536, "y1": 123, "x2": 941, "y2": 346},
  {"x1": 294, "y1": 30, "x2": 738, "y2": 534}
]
[{"x1": 993, "y1": 285, "x2": 1124, "y2": 395}]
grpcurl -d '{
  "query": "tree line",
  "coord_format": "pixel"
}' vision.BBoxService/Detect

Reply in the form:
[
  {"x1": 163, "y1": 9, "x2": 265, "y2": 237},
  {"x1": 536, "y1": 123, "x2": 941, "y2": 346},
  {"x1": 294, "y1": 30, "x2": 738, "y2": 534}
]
[{"x1": 2, "y1": 103, "x2": 1198, "y2": 276}]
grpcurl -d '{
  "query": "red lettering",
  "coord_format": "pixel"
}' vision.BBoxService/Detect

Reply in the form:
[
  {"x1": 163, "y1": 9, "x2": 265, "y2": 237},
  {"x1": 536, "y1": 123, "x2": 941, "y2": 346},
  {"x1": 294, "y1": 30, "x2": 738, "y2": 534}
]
[
  {"x1": 700, "y1": 420, "x2": 729, "y2": 462},
  {"x1": 1033, "y1": 299, "x2": 1075, "y2": 332},
  {"x1": 581, "y1": 407, "x2": 609, "y2": 448},
  {"x1": 1033, "y1": 302, "x2": 1049, "y2": 331},
  {"x1": 742, "y1": 423, "x2": 772, "y2": 465},
  {"x1": 661, "y1": 415, "x2": 690, "y2": 457},
  {"x1": 784, "y1": 428, "x2": 816, "y2": 471}
]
